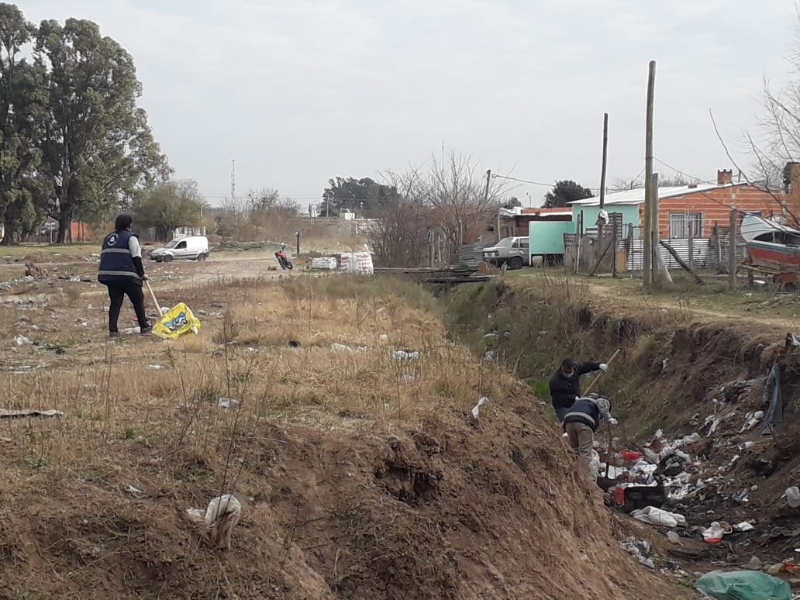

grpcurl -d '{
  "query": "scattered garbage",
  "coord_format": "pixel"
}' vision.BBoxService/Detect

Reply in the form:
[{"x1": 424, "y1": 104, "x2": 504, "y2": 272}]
[
  {"x1": 123, "y1": 484, "x2": 146, "y2": 498},
  {"x1": 631, "y1": 506, "x2": 686, "y2": 528},
  {"x1": 149, "y1": 365, "x2": 164, "y2": 370},
  {"x1": 666, "y1": 531, "x2": 680, "y2": 544},
  {"x1": 332, "y1": 343, "x2": 369, "y2": 353},
  {"x1": 339, "y1": 252, "x2": 374, "y2": 275},
  {"x1": 768, "y1": 561, "x2": 800, "y2": 575},
  {"x1": 153, "y1": 302, "x2": 201, "y2": 340},
  {"x1": 620, "y1": 451, "x2": 643, "y2": 461},
  {"x1": 694, "y1": 570, "x2": 791, "y2": 600},
  {"x1": 735, "y1": 522, "x2": 755, "y2": 532},
  {"x1": 484, "y1": 351, "x2": 495, "y2": 361},
  {"x1": 741, "y1": 410, "x2": 765, "y2": 433},
  {"x1": 0, "y1": 408, "x2": 63, "y2": 419},
  {"x1": 620, "y1": 537, "x2": 654, "y2": 569},
  {"x1": 288, "y1": 340, "x2": 301, "y2": 348},
  {"x1": 185, "y1": 494, "x2": 242, "y2": 550},
  {"x1": 379, "y1": 334, "x2": 389, "y2": 342},
  {"x1": 786, "y1": 486, "x2": 800, "y2": 508},
  {"x1": 702, "y1": 521, "x2": 731, "y2": 543},
  {"x1": 393, "y1": 349, "x2": 420, "y2": 360},
  {"x1": 218, "y1": 397, "x2": 240, "y2": 409},
  {"x1": 310, "y1": 257, "x2": 338, "y2": 270},
  {"x1": 747, "y1": 556, "x2": 763, "y2": 570},
  {"x1": 13, "y1": 335, "x2": 32, "y2": 346},
  {"x1": 471, "y1": 397, "x2": 489, "y2": 419}
]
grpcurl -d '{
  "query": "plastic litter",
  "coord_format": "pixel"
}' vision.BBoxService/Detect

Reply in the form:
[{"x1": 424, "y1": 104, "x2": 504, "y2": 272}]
[
  {"x1": 392, "y1": 349, "x2": 420, "y2": 360},
  {"x1": 13, "y1": 335, "x2": 32, "y2": 346},
  {"x1": 734, "y1": 522, "x2": 755, "y2": 532},
  {"x1": 620, "y1": 537, "x2": 654, "y2": 569},
  {"x1": 703, "y1": 522, "x2": 727, "y2": 543},
  {"x1": 218, "y1": 397, "x2": 240, "y2": 409},
  {"x1": 185, "y1": 494, "x2": 243, "y2": 550},
  {"x1": 620, "y1": 451, "x2": 643, "y2": 461},
  {"x1": 666, "y1": 531, "x2": 680, "y2": 544},
  {"x1": 631, "y1": 506, "x2": 686, "y2": 528},
  {"x1": 153, "y1": 303, "x2": 201, "y2": 340},
  {"x1": 471, "y1": 397, "x2": 489, "y2": 419},
  {"x1": 787, "y1": 487, "x2": 800, "y2": 508},
  {"x1": 694, "y1": 570, "x2": 791, "y2": 600}
]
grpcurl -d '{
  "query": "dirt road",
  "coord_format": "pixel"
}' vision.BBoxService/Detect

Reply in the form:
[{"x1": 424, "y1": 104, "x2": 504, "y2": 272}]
[{"x1": 584, "y1": 282, "x2": 800, "y2": 332}]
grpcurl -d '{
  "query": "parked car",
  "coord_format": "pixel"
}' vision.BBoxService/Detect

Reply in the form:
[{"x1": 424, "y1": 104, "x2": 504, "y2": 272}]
[
  {"x1": 482, "y1": 236, "x2": 530, "y2": 269},
  {"x1": 151, "y1": 236, "x2": 209, "y2": 263}
]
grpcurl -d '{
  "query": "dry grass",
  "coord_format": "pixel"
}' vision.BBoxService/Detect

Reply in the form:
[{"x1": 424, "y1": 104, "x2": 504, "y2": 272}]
[{"x1": 0, "y1": 274, "x2": 508, "y2": 502}]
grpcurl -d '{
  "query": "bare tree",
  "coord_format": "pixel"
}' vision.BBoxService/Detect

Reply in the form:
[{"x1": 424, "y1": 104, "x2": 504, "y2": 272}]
[{"x1": 377, "y1": 151, "x2": 505, "y2": 265}]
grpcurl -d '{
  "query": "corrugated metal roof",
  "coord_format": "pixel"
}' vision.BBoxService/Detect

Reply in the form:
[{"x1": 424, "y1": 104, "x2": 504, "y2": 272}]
[
  {"x1": 521, "y1": 208, "x2": 572, "y2": 216},
  {"x1": 571, "y1": 182, "x2": 737, "y2": 207}
]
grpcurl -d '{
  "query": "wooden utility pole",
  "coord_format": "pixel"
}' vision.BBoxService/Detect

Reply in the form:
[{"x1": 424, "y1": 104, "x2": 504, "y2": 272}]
[
  {"x1": 295, "y1": 230, "x2": 301, "y2": 257},
  {"x1": 643, "y1": 60, "x2": 656, "y2": 287},
  {"x1": 597, "y1": 113, "x2": 609, "y2": 267},
  {"x1": 729, "y1": 208, "x2": 738, "y2": 289},
  {"x1": 652, "y1": 173, "x2": 673, "y2": 285}
]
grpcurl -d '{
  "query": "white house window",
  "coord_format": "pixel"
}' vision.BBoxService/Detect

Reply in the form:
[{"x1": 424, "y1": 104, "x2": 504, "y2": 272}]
[{"x1": 669, "y1": 212, "x2": 703, "y2": 238}]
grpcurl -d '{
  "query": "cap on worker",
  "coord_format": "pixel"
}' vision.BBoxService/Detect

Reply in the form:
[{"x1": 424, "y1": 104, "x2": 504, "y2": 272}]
[{"x1": 561, "y1": 359, "x2": 575, "y2": 370}]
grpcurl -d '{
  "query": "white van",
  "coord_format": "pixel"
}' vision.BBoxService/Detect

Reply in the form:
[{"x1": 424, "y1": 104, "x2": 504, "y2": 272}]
[{"x1": 151, "y1": 236, "x2": 209, "y2": 263}]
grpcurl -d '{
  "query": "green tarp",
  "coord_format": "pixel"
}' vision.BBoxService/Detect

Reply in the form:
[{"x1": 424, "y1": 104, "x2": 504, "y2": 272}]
[{"x1": 694, "y1": 571, "x2": 791, "y2": 600}]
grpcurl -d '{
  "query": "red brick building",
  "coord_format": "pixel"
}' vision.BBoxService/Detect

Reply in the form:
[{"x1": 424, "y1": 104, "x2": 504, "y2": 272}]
[{"x1": 572, "y1": 170, "x2": 783, "y2": 239}]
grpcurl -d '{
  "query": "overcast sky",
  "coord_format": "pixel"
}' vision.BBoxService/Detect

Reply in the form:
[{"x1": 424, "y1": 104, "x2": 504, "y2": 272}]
[{"x1": 24, "y1": 0, "x2": 799, "y2": 207}]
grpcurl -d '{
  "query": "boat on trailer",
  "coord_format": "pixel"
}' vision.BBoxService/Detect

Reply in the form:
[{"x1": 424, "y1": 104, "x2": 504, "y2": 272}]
[{"x1": 741, "y1": 214, "x2": 800, "y2": 271}]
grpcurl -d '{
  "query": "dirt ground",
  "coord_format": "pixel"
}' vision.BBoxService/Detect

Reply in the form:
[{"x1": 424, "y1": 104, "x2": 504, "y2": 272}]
[
  {"x1": 508, "y1": 268, "x2": 800, "y2": 333},
  {"x1": 0, "y1": 256, "x2": 690, "y2": 599}
]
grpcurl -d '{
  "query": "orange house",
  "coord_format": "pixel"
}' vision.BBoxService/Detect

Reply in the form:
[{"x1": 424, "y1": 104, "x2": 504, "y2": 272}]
[{"x1": 571, "y1": 170, "x2": 783, "y2": 239}]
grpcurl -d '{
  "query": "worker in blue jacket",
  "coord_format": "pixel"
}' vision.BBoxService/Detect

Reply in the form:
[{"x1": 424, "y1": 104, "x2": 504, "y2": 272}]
[
  {"x1": 97, "y1": 214, "x2": 151, "y2": 337},
  {"x1": 562, "y1": 394, "x2": 617, "y2": 474}
]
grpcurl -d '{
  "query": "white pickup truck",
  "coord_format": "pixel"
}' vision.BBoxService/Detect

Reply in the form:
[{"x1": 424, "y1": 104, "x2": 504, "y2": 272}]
[{"x1": 482, "y1": 237, "x2": 530, "y2": 269}]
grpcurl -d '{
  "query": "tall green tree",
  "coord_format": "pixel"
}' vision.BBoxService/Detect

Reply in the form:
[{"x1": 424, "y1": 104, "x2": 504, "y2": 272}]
[
  {"x1": 542, "y1": 180, "x2": 593, "y2": 208},
  {"x1": 322, "y1": 177, "x2": 396, "y2": 217},
  {"x1": 0, "y1": 3, "x2": 47, "y2": 245},
  {"x1": 35, "y1": 17, "x2": 169, "y2": 243},
  {"x1": 133, "y1": 180, "x2": 205, "y2": 241}
]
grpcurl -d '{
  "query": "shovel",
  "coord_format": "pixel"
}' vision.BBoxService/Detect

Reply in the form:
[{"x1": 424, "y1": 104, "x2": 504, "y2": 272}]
[{"x1": 145, "y1": 279, "x2": 163, "y2": 315}]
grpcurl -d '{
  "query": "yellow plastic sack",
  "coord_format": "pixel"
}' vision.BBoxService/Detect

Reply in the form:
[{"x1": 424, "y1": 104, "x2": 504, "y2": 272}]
[{"x1": 153, "y1": 303, "x2": 201, "y2": 340}]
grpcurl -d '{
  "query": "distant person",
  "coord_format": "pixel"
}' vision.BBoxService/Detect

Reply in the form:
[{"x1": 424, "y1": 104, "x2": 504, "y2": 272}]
[
  {"x1": 97, "y1": 214, "x2": 151, "y2": 337},
  {"x1": 549, "y1": 358, "x2": 607, "y2": 422},
  {"x1": 562, "y1": 394, "x2": 617, "y2": 474}
]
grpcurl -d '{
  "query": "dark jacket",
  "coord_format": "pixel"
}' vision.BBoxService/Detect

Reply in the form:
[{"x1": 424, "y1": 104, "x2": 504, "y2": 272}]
[
  {"x1": 97, "y1": 230, "x2": 143, "y2": 286},
  {"x1": 548, "y1": 361, "x2": 601, "y2": 410},
  {"x1": 562, "y1": 396, "x2": 613, "y2": 432}
]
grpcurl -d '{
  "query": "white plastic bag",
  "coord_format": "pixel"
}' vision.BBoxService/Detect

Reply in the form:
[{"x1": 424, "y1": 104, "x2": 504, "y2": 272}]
[{"x1": 631, "y1": 506, "x2": 687, "y2": 528}]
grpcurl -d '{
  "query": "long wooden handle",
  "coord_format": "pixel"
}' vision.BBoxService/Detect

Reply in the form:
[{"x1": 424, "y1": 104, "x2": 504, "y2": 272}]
[
  {"x1": 145, "y1": 280, "x2": 162, "y2": 315},
  {"x1": 584, "y1": 348, "x2": 622, "y2": 396}
]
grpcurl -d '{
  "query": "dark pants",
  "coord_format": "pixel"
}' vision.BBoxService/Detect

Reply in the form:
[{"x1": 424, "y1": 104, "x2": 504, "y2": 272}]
[{"x1": 106, "y1": 282, "x2": 148, "y2": 333}]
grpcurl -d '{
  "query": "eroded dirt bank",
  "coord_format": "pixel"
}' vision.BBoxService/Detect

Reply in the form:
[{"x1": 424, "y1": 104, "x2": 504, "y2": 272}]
[
  {"x1": 0, "y1": 275, "x2": 684, "y2": 599},
  {"x1": 446, "y1": 279, "x2": 800, "y2": 573}
]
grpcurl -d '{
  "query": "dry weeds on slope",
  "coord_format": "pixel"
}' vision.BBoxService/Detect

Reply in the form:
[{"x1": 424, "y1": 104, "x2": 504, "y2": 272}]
[{"x1": 0, "y1": 275, "x2": 684, "y2": 599}]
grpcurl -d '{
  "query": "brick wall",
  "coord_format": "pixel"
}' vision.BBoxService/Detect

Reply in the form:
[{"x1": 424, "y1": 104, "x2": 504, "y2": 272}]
[{"x1": 635, "y1": 185, "x2": 783, "y2": 238}]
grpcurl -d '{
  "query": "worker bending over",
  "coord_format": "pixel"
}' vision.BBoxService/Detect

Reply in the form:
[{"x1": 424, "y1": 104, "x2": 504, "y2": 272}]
[{"x1": 562, "y1": 393, "x2": 617, "y2": 474}]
